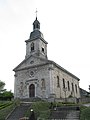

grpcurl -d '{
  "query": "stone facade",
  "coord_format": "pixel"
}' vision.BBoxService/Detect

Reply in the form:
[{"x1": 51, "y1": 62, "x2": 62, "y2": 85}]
[{"x1": 13, "y1": 17, "x2": 80, "y2": 100}]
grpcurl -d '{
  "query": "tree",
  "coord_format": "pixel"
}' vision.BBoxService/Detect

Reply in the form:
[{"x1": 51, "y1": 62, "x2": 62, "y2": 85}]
[
  {"x1": 0, "y1": 80, "x2": 13, "y2": 100},
  {"x1": 0, "y1": 80, "x2": 5, "y2": 93},
  {"x1": 3, "y1": 91, "x2": 13, "y2": 100}
]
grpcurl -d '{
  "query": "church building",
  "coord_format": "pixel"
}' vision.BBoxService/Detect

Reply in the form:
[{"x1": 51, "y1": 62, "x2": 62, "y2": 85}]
[{"x1": 13, "y1": 16, "x2": 80, "y2": 100}]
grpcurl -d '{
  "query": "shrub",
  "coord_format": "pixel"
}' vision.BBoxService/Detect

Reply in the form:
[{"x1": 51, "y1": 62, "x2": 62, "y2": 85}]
[{"x1": 80, "y1": 106, "x2": 90, "y2": 120}]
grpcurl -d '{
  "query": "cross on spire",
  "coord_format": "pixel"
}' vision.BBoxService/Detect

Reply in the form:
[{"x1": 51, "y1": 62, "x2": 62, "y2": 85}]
[
  {"x1": 33, "y1": 9, "x2": 40, "y2": 30},
  {"x1": 35, "y1": 8, "x2": 38, "y2": 18}
]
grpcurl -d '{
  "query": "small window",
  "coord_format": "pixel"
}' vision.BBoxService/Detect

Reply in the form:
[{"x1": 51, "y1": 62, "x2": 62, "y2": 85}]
[
  {"x1": 30, "y1": 71, "x2": 34, "y2": 75},
  {"x1": 42, "y1": 47, "x2": 44, "y2": 53},
  {"x1": 30, "y1": 71, "x2": 34, "y2": 76},
  {"x1": 30, "y1": 61, "x2": 34, "y2": 64},
  {"x1": 57, "y1": 76, "x2": 60, "y2": 87},
  {"x1": 31, "y1": 42, "x2": 34, "y2": 51}
]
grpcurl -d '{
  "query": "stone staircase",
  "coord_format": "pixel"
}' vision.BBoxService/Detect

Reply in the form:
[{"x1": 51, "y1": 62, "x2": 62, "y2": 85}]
[
  {"x1": 6, "y1": 103, "x2": 31, "y2": 120},
  {"x1": 20, "y1": 97, "x2": 41, "y2": 102},
  {"x1": 66, "y1": 111, "x2": 80, "y2": 120},
  {"x1": 49, "y1": 106, "x2": 80, "y2": 120}
]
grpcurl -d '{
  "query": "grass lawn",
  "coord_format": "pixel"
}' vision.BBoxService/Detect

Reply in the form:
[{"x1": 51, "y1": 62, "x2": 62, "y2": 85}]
[{"x1": 0, "y1": 100, "x2": 17, "y2": 120}]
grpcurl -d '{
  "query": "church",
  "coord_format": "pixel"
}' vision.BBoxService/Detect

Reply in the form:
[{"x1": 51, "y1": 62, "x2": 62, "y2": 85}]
[{"x1": 13, "y1": 16, "x2": 80, "y2": 101}]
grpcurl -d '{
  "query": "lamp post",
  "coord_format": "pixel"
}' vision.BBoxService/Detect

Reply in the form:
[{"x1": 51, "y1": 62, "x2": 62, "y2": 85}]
[
  {"x1": 29, "y1": 109, "x2": 35, "y2": 120},
  {"x1": 63, "y1": 87, "x2": 67, "y2": 102}
]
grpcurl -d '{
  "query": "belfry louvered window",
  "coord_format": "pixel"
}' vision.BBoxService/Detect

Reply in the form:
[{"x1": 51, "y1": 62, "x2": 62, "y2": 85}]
[{"x1": 31, "y1": 42, "x2": 34, "y2": 51}]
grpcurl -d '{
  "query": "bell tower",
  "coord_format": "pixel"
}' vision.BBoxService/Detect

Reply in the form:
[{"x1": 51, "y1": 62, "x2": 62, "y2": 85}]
[{"x1": 25, "y1": 16, "x2": 48, "y2": 59}]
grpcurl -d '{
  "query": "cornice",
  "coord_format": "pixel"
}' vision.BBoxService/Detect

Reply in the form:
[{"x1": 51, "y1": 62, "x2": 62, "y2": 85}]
[{"x1": 25, "y1": 36, "x2": 48, "y2": 44}]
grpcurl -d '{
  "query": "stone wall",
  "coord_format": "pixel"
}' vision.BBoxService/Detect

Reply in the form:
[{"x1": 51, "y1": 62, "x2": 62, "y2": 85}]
[
  {"x1": 80, "y1": 97, "x2": 90, "y2": 103},
  {"x1": 51, "y1": 65, "x2": 80, "y2": 99}
]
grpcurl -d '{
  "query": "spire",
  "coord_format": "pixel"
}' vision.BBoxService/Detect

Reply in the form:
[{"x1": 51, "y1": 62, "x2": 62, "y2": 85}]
[
  {"x1": 33, "y1": 9, "x2": 40, "y2": 31},
  {"x1": 29, "y1": 10, "x2": 44, "y2": 39},
  {"x1": 35, "y1": 8, "x2": 38, "y2": 18}
]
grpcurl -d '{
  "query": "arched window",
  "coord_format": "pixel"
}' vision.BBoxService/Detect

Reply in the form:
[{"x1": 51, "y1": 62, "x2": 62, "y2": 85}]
[
  {"x1": 72, "y1": 83, "x2": 74, "y2": 92},
  {"x1": 57, "y1": 76, "x2": 60, "y2": 87},
  {"x1": 67, "y1": 81, "x2": 70, "y2": 91},
  {"x1": 75, "y1": 84, "x2": 77, "y2": 93},
  {"x1": 31, "y1": 42, "x2": 34, "y2": 51},
  {"x1": 63, "y1": 78, "x2": 65, "y2": 88}
]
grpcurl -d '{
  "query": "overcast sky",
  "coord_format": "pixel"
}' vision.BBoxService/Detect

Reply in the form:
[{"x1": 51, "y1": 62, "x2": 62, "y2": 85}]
[{"x1": 0, "y1": 0, "x2": 90, "y2": 92}]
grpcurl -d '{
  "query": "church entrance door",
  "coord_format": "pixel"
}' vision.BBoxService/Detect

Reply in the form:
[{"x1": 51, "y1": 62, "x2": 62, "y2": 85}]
[{"x1": 29, "y1": 84, "x2": 35, "y2": 97}]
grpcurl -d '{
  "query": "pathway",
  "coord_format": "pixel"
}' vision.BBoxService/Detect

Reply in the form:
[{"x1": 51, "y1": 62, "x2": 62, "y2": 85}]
[{"x1": 6, "y1": 102, "x2": 31, "y2": 120}]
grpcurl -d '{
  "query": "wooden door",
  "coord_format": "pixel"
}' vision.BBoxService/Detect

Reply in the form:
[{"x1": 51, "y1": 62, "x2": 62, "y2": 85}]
[{"x1": 29, "y1": 84, "x2": 35, "y2": 97}]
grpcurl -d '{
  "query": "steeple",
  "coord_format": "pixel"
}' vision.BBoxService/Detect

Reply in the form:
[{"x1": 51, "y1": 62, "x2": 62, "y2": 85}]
[
  {"x1": 30, "y1": 16, "x2": 44, "y2": 39},
  {"x1": 25, "y1": 13, "x2": 48, "y2": 59}
]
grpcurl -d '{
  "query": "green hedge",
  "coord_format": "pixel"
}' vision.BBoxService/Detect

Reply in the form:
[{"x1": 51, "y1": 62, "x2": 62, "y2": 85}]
[{"x1": 80, "y1": 106, "x2": 90, "y2": 120}]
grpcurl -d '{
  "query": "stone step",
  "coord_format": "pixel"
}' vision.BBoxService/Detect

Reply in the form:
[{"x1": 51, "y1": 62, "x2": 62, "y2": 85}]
[
  {"x1": 50, "y1": 111, "x2": 68, "y2": 119},
  {"x1": 56, "y1": 106, "x2": 80, "y2": 111},
  {"x1": 20, "y1": 97, "x2": 41, "y2": 102},
  {"x1": 50, "y1": 111, "x2": 80, "y2": 119},
  {"x1": 49, "y1": 117, "x2": 79, "y2": 120},
  {"x1": 49, "y1": 106, "x2": 80, "y2": 120},
  {"x1": 66, "y1": 111, "x2": 80, "y2": 119},
  {"x1": 6, "y1": 103, "x2": 31, "y2": 120}
]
